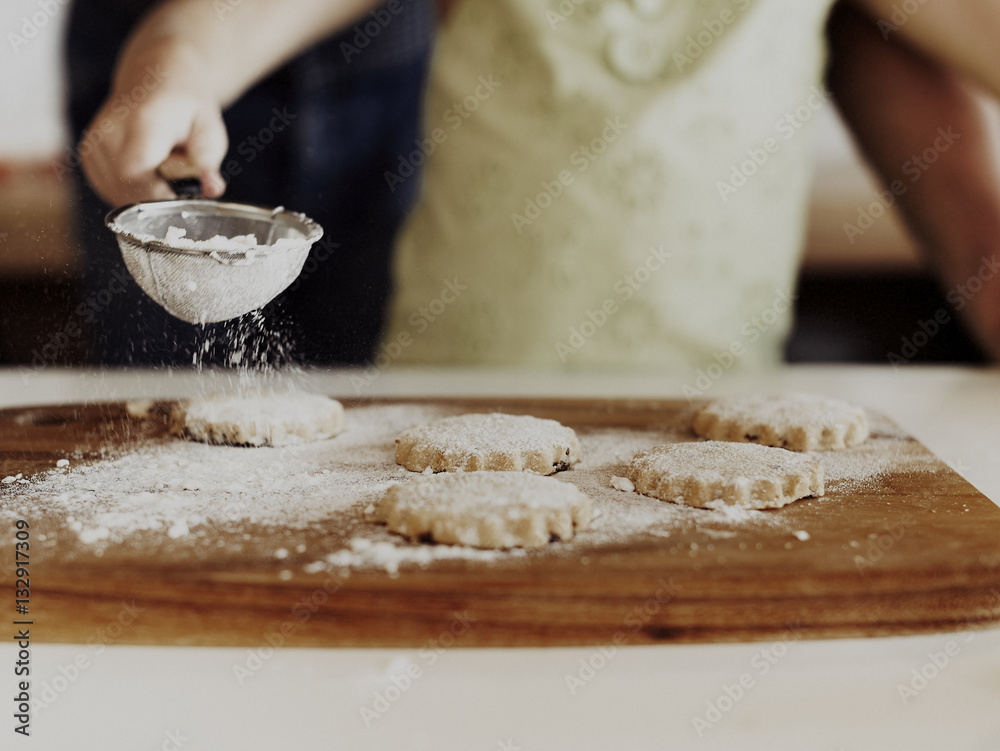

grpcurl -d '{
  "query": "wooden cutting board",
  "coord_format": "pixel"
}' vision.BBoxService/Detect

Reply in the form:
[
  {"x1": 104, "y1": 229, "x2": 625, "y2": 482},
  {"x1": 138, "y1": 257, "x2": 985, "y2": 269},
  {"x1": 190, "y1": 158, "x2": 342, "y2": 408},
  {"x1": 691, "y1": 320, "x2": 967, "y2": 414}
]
[{"x1": 2, "y1": 397, "x2": 999, "y2": 647}]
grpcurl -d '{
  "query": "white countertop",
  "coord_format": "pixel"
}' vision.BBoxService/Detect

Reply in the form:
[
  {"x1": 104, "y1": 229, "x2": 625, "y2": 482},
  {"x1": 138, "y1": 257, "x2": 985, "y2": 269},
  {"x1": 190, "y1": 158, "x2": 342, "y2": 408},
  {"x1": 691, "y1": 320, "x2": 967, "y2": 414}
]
[{"x1": 2, "y1": 365, "x2": 999, "y2": 750}]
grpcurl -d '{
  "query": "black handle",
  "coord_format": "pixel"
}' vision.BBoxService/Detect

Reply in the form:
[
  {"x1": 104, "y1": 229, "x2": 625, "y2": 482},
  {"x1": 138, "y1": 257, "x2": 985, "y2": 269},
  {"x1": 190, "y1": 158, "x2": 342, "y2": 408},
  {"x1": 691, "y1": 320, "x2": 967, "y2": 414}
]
[
  {"x1": 162, "y1": 175, "x2": 203, "y2": 199},
  {"x1": 155, "y1": 157, "x2": 204, "y2": 199}
]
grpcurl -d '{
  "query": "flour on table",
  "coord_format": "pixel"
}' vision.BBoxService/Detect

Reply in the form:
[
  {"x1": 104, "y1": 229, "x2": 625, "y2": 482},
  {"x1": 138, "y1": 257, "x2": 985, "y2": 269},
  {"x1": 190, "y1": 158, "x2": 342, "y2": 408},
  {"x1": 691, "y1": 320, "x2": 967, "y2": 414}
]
[
  {"x1": 322, "y1": 537, "x2": 519, "y2": 577},
  {"x1": 125, "y1": 399, "x2": 157, "y2": 418},
  {"x1": 816, "y1": 411, "x2": 938, "y2": 492},
  {"x1": 0, "y1": 402, "x2": 937, "y2": 574},
  {"x1": 610, "y1": 475, "x2": 635, "y2": 493}
]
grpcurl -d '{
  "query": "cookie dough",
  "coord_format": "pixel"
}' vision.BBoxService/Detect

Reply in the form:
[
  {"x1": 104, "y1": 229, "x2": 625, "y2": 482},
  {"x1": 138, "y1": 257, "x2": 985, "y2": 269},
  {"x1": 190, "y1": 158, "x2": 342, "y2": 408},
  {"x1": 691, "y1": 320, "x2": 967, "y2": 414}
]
[
  {"x1": 395, "y1": 413, "x2": 580, "y2": 474},
  {"x1": 692, "y1": 393, "x2": 869, "y2": 451},
  {"x1": 170, "y1": 392, "x2": 345, "y2": 446},
  {"x1": 376, "y1": 471, "x2": 594, "y2": 548},
  {"x1": 627, "y1": 441, "x2": 824, "y2": 509}
]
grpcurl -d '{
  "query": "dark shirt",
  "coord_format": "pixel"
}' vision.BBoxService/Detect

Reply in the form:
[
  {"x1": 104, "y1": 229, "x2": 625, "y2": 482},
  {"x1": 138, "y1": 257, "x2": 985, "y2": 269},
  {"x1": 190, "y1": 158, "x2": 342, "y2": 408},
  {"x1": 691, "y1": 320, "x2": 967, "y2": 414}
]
[{"x1": 66, "y1": 0, "x2": 435, "y2": 366}]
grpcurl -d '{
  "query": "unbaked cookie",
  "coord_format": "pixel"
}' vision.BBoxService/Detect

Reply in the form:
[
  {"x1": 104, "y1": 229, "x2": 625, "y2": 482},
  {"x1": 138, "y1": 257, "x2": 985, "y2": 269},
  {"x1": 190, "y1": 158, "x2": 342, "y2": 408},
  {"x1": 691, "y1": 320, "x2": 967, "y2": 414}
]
[
  {"x1": 170, "y1": 392, "x2": 345, "y2": 446},
  {"x1": 627, "y1": 441, "x2": 824, "y2": 509},
  {"x1": 376, "y1": 471, "x2": 593, "y2": 548},
  {"x1": 692, "y1": 393, "x2": 868, "y2": 451},
  {"x1": 395, "y1": 413, "x2": 580, "y2": 474}
]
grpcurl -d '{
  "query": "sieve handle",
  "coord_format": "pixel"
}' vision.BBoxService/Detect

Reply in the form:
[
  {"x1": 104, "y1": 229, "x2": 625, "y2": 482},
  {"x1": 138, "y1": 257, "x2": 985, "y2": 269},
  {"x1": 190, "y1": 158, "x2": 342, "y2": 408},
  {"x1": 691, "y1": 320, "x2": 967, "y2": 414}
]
[
  {"x1": 162, "y1": 176, "x2": 203, "y2": 199},
  {"x1": 155, "y1": 154, "x2": 204, "y2": 199}
]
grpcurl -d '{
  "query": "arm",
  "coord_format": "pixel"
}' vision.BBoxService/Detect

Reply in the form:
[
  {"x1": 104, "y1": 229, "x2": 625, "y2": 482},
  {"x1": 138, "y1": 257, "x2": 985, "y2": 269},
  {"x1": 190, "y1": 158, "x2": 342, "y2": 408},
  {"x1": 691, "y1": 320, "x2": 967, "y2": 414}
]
[
  {"x1": 827, "y1": 1, "x2": 1000, "y2": 358},
  {"x1": 81, "y1": 0, "x2": 385, "y2": 206},
  {"x1": 852, "y1": 0, "x2": 1000, "y2": 98}
]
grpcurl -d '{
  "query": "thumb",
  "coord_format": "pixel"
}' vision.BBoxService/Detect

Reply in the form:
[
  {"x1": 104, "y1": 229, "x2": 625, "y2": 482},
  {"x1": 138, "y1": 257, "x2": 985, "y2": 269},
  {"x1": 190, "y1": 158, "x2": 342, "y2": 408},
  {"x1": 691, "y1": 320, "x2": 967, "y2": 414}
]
[{"x1": 185, "y1": 108, "x2": 229, "y2": 198}]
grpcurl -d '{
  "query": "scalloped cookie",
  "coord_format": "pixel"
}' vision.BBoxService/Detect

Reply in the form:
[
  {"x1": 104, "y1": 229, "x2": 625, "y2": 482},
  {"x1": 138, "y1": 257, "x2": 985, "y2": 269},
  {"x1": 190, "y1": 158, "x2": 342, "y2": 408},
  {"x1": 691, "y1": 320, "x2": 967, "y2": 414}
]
[
  {"x1": 376, "y1": 471, "x2": 593, "y2": 548},
  {"x1": 395, "y1": 413, "x2": 580, "y2": 474},
  {"x1": 170, "y1": 392, "x2": 345, "y2": 447},
  {"x1": 692, "y1": 393, "x2": 869, "y2": 451},
  {"x1": 627, "y1": 441, "x2": 824, "y2": 509}
]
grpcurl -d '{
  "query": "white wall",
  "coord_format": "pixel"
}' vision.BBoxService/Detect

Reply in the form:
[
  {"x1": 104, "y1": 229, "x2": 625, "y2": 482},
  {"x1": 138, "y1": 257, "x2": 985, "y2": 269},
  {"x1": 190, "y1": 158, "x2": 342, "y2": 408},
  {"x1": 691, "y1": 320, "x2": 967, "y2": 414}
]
[{"x1": 0, "y1": 0, "x2": 70, "y2": 160}]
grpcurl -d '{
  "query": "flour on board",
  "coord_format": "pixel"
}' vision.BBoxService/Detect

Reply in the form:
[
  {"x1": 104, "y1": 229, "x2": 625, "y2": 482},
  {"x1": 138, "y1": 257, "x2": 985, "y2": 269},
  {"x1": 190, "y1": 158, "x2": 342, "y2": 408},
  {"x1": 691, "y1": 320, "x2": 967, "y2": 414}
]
[{"x1": 0, "y1": 404, "x2": 936, "y2": 573}]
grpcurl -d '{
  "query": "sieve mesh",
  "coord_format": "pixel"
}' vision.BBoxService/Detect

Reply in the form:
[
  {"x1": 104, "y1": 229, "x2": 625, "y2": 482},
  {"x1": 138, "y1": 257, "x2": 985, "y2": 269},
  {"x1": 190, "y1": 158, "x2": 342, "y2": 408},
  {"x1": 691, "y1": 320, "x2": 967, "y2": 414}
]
[{"x1": 105, "y1": 199, "x2": 323, "y2": 324}]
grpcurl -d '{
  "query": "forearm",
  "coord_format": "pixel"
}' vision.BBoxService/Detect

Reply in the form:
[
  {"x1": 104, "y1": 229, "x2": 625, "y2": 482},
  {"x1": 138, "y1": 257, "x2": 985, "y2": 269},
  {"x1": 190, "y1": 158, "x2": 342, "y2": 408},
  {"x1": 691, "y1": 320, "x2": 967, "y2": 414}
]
[
  {"x1": 827, "y1": 3, "x2": 1000, "y2": 357},
  {"x1": 852, "y1": 0, "x2": 1000, "y2": 100},
  {"x1": 112, "y1": 0, "x2": 384, "y2": 107},
  {"x1": 83, "y1": 0, "x2": 387, "y2": 204}
]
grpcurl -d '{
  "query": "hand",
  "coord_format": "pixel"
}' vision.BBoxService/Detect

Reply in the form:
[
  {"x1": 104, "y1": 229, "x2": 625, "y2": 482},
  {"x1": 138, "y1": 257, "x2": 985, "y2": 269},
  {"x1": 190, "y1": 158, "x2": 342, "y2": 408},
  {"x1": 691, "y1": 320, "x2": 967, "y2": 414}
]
[
  {"x1": 77, "y1": 0, "x2": 392, "y2": 207},
  {"x1": 80, "y1": 70, "x2": 228, "y2": 206}
]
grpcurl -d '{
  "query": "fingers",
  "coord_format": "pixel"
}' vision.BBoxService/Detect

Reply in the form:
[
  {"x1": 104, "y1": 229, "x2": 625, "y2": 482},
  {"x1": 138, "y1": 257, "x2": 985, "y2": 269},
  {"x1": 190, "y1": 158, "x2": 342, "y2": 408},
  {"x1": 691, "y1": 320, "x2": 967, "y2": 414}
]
[
  {"x1": 118, "y1": 107, "x2": 187, "y2": 201},
  {"x1": 80, "y1": 115, "x2": 166, "y2": 206},
  {"x1": 79, "y1": 92, "x2": 227, "y2": 206},
  {"x1": 186, "y1": 108, "x2": 229, "y2": 199}
]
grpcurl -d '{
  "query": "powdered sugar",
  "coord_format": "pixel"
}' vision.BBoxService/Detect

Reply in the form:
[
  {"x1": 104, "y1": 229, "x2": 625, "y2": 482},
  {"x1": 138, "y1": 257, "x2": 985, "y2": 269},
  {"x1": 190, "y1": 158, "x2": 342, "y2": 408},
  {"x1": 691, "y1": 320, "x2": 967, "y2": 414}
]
[
  {"x1": 627, "y1": 442, "x2": 824, "y2": 509},
  {"x1": 0, "y1": 402, "x2": 938, "y2": 575},
  {"x1": 171, "y1": 391, "x2": 345, "y2": 446},
  {"x1": 610, "y1": 475, "x2": 635, "y2": 493},
  {"x1": 156, "y1": 225, "x2": 303, "y2": 255},
  {"x1": 819, "y1": 412, "x2": 938, "y2": 492},
  {"x1": 693, "y1": 392, "x2": 870, "y2": 451},
  {"x1": 377, "y1": 471, "x2": 594, "y2": 549},
  {"x1": 322, "y1": 536, "x2": 519, "y2": 577},
  {"x1": 1, "y1": 404, "x2": 436, "y2": 555},
  {"x1": 395, "y1": 412, "x2": 580, "y2": 474}
]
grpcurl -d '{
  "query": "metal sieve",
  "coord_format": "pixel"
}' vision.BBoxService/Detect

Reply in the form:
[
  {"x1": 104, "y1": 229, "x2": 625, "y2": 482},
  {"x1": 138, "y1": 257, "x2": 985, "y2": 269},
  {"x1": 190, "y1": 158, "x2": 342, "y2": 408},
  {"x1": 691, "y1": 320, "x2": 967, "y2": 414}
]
[{"x1": 105, "y1": 199, "x2": 323, "y2": 324}]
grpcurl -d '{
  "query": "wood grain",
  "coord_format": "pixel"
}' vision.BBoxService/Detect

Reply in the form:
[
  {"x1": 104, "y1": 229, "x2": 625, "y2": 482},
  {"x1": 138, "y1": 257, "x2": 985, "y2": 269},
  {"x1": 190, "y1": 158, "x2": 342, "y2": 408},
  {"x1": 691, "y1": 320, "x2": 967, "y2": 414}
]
[{"x1": 2, "y1": 397, "x2": 999, "y2": 647}]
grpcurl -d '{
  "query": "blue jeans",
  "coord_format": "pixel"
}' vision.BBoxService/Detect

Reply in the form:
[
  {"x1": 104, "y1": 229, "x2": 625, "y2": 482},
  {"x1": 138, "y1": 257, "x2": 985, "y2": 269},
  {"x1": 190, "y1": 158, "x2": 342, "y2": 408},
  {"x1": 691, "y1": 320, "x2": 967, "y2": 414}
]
[{"x1": 67, "y1": 0, "x2": 433, "y2": 366}]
